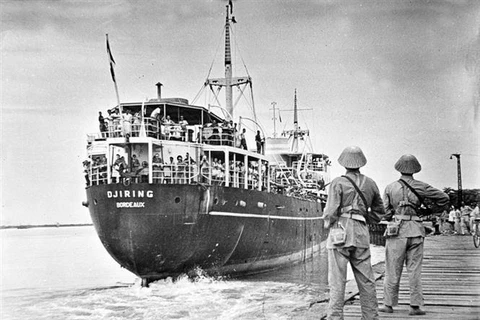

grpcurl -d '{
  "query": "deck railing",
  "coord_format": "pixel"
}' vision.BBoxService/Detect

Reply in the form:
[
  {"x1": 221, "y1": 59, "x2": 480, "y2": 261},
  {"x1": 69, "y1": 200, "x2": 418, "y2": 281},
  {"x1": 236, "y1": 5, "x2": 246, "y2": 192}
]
[
  {"x1": 87, "y1": 121, "x2": 265, "y2": 151},
  {"x1": 91, "y1": 118, "x2": 193, "y2": 141},
  {"x1": 88, "y1": 165, "x2": 108, "y2": 185},
  {"x1": 86, "y1": 162, "x2": 266, "y2": 190},
  {"x1": 201, "y1": 127, "x2": 236, "y2": 147},
  {"x1": 152, "y1": 164, "x2": 198, "y2": 184}
]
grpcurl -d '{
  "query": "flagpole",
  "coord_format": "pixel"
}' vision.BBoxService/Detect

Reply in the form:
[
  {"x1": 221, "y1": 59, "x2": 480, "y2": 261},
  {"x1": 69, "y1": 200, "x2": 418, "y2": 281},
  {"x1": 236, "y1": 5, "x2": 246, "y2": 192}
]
[{"x1": 106, "y1": 34, "x2": 122, "y2": 115}]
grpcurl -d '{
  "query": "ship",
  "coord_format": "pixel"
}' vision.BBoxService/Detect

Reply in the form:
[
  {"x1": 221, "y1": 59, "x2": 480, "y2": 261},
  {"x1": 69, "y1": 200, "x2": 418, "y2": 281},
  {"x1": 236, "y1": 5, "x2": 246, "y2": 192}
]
[{"x1": 83, "y1": 3, "x2": 331, "y2": 286}]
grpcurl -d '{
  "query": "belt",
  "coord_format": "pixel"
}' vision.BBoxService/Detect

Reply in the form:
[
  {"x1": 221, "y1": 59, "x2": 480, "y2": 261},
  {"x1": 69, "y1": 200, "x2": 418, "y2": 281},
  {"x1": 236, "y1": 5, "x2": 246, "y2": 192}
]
[
  {"x1": 340, "y1": 205, "x2": 354, "y2": 213},
  {"x1": 395, "y1": 214, "x2": 421, "y2": 221},
  {"x1": 398, "y1": 200, "x2": 416, "y2": 207},
  {"x1": 340, "y1": 212, "x2": 366, "y2": 222}
]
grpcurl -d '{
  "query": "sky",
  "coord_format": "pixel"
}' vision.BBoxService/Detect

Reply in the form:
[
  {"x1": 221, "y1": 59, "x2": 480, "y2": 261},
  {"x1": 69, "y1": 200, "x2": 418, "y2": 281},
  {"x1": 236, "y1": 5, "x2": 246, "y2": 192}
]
[{"x1": 1, "y1": 0, "x2": 479, "y2": 225}]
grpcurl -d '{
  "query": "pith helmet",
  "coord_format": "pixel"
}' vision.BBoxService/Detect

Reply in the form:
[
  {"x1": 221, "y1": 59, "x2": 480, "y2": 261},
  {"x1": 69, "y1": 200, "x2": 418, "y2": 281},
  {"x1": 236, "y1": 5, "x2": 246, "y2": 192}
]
[
  {"x1": 394, "y1": 154, "x2": 421, "y2": 174},
  {"x1": 338, "y1": 146, "x2": 367, "y2": 169}
]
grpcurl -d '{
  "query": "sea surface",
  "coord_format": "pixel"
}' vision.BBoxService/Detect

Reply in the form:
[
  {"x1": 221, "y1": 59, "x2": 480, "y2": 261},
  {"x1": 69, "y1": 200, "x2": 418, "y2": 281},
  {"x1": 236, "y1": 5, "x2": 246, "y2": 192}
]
[{"x1": 1, "y1": 226, "x2": 384, "y2": 320}]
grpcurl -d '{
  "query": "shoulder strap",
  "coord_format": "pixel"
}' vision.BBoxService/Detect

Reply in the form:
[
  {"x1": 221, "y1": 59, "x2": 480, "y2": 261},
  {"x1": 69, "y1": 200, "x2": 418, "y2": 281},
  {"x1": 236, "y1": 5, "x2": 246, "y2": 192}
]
[
  {"x1": 342, "y1": 175, "x2": 369, "y2": 212},
  {"x1": 398, "y1": 179, "x2": 425, "y2": 205}
]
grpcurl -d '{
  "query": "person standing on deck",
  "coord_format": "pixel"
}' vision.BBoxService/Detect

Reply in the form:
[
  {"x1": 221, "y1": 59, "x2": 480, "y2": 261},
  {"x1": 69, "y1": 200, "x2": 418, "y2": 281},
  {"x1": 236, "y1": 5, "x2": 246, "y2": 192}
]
[
  {"x1": 131, "y1": 154, "x2": 140, "y2": 173},
  {"x1": 379, "y1": 154, "x2": 449, "y2": 316},
  {"x1": 98, "y1": 112, "x2": 107, "y2": 134},
  {"x1": 255, "y1": 130, "x2": 263, "y2": 154},
  {"x1": 179, "y1": 116, "x2": 188, "y2": 141},
  {"x1": 323, "y1": 146, "x2": 386, "y2": 320},
  {"x1": 121, "y1": 109, "x2": 133, "y2": 138},
  {"x1": 240, "y1": 128, "x2": 247, "y2": 150},
  {"x1": 150, "y1": 107, "x2": 162, "y2": 138}
]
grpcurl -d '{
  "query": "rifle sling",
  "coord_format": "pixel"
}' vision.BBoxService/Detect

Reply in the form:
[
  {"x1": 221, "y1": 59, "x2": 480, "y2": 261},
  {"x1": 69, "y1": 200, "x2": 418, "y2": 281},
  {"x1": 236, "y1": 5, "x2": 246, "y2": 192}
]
[
  {"x1": 342, "y1": 175, "x2": 369, "y2": 214},
  {"x1": 398, "y1": 179, "x2": 425, "y2": 206}
]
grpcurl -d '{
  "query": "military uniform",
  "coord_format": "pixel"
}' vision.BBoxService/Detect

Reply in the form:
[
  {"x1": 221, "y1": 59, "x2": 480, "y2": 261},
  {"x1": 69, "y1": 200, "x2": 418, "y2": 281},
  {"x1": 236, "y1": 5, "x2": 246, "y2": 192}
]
[
  {"x1": 323, "y1": 146, "x2": 385, "y2": 320},
  {"x1": 380, "y1": 155, "x2": 449, "y2": 316}
]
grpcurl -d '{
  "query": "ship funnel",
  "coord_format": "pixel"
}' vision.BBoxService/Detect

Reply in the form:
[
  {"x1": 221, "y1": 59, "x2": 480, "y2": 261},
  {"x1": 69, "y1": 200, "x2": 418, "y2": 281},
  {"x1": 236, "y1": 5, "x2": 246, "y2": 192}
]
[{"x1": 156, "y1": 82, "x2": 163, "y2": 99}]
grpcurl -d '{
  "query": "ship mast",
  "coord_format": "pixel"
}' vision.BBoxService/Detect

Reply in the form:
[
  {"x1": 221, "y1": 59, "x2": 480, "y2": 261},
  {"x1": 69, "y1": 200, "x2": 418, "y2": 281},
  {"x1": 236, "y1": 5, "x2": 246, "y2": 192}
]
[
  {"x1": 294, "y1": 89, "x2": 299, "y2": 132},
  {"x1": 292, "y1": 89, "x2": 300, "y2": 152},
  {"x1": 281, "y1": 89, "x2": 311, "y2": 153},
  {"x1": 201, "y1": 2, "x2": 253, "y2": 122},
  {"x1": 225, "y1": 5, "x2": 233, "y2": 118}
]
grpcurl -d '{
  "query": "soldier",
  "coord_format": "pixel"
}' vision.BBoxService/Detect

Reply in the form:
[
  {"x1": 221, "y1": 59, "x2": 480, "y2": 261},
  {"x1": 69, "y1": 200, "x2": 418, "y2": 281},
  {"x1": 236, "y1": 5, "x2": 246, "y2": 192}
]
[
  {"x1": 379, "y1": 154, "x2": 449, "y2": 316},
  {"x1": 323, "y1": 146, "x2": 385, "y2": 320}
]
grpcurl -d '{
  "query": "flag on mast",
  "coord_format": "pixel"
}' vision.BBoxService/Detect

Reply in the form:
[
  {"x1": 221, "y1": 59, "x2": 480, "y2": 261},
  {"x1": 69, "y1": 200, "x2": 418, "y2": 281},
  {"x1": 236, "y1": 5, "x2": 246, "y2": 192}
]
[
  {"x1": 106, "y1": 34, "x2": 116, "y2": 83},
  {"x1": 105, "y1": 34, "x2": 122, "y2": 115}
]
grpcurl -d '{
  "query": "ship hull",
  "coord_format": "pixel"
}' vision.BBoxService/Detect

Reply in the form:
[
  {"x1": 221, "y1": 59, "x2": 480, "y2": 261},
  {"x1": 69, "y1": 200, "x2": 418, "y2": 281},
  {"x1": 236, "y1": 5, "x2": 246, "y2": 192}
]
[{"x1": 86, "y1": 183, "x2": 326, "y2": 281}]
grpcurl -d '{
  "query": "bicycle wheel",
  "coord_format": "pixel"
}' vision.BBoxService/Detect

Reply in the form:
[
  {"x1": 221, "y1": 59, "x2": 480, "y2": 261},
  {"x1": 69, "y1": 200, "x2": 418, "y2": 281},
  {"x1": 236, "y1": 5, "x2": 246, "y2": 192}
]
[{"x1": 474, "y1": 225, "x2": 480, "y2": 248}]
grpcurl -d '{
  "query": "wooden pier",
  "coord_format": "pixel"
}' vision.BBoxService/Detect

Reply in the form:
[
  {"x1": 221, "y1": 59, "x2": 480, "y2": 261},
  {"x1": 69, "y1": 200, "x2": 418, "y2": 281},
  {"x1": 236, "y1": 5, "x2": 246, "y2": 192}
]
[{"x1": 342, "y1": 235, "x2": 480, "y2": 319}]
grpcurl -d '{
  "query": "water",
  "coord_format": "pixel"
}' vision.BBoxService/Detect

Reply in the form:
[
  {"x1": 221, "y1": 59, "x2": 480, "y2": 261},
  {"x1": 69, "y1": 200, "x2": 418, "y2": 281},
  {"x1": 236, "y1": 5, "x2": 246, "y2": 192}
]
[{"x1": 1, "y1": 226, "x2": 384, "y2": 320}]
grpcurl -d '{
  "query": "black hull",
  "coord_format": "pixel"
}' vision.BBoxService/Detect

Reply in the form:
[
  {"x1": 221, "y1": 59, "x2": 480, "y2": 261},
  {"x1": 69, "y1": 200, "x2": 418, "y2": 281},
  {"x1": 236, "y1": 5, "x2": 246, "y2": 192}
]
[{"x1": 86, "y1": 183, "x2": 327, "y2": 281}]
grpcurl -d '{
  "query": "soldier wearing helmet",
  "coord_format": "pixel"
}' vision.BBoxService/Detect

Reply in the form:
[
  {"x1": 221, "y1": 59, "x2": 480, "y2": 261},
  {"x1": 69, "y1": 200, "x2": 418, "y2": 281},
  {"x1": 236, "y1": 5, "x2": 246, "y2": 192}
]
[
  {"x1": 323, "y1": 146, "x2": 386, "y2": 320},
  {"x1": 379, "y1": 154, "x2": 449, "y2": 316}
]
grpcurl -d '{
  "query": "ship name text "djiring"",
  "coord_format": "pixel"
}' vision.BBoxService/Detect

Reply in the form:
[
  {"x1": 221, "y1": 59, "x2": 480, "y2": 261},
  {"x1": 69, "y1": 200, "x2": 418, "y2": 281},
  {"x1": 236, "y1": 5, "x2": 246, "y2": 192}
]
[{"x1": 106, "y1": 190, "x2": 154, "y2": 198}]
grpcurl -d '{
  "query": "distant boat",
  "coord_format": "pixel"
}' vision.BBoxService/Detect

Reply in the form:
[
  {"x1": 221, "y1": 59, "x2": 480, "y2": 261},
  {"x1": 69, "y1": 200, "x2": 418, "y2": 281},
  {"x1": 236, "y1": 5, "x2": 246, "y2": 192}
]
[{"x1": 83, "y1": 3, "x2": 330, "y2": 286}]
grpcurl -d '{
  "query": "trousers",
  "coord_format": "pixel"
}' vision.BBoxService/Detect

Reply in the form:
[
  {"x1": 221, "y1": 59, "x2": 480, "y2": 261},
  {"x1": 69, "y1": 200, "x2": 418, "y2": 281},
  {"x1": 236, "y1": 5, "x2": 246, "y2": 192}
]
[
  {"x1": 327, "y1": 246, "x2": 378, "y2": 320},
  {"x1": 383, "y1": 236, "x2": 424, "y2": 307}
]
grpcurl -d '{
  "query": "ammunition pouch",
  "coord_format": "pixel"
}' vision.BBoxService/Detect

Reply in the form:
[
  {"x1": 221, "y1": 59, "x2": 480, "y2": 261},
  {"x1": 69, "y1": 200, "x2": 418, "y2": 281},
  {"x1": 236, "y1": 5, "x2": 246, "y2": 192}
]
[
  {"x1": 330, "y1": 222, "x2": 346, "y2": 245},
  {"x1": 385, "y1": 220, "x2": 401, "y2": 237}
]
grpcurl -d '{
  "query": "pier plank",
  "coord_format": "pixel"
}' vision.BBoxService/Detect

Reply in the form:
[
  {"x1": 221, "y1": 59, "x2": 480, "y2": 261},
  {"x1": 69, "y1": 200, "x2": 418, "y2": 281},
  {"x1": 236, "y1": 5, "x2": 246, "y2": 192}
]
[{"x1": 342, "y1": 235, "x2": 480, "y2": 320}]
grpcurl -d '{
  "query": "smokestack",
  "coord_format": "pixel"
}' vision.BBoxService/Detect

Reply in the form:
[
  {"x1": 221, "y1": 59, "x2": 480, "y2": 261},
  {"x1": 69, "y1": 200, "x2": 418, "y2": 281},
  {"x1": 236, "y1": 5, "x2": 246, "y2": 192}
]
[{"x1": 155, "y1": 82, "x2": 163, "y2": 100}]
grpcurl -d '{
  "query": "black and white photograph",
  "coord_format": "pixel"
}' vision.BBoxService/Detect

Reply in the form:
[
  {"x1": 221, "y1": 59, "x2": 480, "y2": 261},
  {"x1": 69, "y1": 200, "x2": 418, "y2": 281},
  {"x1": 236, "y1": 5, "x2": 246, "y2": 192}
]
[{"x1": 1, "y1": 1, "x2": 479, "y2": 319}]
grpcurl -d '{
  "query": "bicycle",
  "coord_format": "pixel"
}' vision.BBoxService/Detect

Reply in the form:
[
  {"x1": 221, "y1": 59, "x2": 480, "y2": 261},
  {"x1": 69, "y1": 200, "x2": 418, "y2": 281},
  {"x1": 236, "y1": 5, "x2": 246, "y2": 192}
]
[{"x1": 473, "y1": 218, "x2": 480, "y2": 248}]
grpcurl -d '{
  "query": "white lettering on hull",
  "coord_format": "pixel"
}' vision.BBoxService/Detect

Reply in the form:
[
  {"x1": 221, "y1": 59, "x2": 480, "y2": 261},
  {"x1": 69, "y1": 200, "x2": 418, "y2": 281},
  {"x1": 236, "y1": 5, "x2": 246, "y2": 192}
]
[
  {"x1": 116, "y1": 202, "x2": 146, "y2": 208},
  {"x1": 107, "y1": 190, "x2": 153, "y2": 198}
]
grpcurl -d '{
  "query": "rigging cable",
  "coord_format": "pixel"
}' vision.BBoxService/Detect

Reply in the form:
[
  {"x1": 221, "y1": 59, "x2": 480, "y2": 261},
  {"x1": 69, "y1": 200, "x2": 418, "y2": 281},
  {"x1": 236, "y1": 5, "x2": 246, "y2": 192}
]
[{"x1": 192, "y1": 26, "x2": 226, "y2": 104}]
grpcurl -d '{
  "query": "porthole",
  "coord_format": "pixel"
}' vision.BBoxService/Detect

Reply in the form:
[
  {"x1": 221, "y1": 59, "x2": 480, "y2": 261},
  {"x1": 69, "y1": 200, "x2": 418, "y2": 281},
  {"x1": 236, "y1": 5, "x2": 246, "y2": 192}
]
[
  {"x1": 174, "y1": 197, "x2": 181, "y2": 203},
  {"x1": 94, "y1": 199, "x2": 98, "y2": 205},
  {"x1": 214, "y1": 198, "x2": 219, "y2": 205}
]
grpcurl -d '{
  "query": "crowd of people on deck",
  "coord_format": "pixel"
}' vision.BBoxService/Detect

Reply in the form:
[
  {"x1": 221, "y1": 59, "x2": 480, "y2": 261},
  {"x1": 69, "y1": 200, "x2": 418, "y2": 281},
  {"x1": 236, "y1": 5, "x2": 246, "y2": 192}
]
[
  {"x1": 149, "y1": 152, "x2": 266, "y2": 188},
  {"x1": 84, "y1": 150, "x2": 269, "y2": 189},
  {"x1": 98, "y1": 109, "x2": 141, "y2": 139},
  {"x1": 83, "y1": 156, "x2": 108, "y2": 185},
  {"x1": 96, "y1": 109, "x2": 265, "y2": 153}
]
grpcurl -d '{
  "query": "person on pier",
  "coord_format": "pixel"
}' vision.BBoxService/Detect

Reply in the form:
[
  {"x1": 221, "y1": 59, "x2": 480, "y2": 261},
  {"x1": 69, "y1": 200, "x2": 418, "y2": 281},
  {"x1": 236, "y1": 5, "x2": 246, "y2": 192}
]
[
  {"x1": 379, "y1": 154, "x2": 449, "y2": 316},
  {"x1": 322, "y1": 146, "x2": 386, "y2": 320}
]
